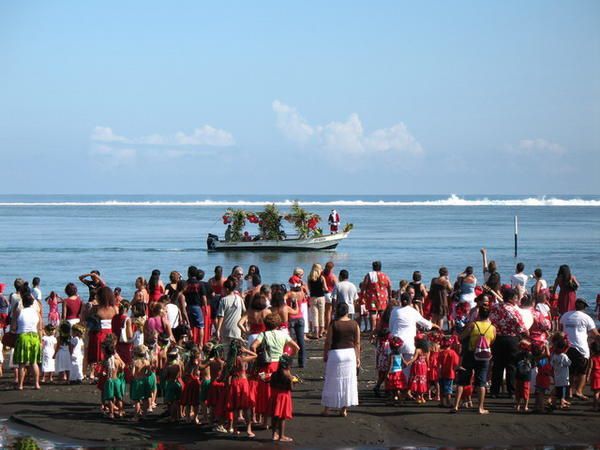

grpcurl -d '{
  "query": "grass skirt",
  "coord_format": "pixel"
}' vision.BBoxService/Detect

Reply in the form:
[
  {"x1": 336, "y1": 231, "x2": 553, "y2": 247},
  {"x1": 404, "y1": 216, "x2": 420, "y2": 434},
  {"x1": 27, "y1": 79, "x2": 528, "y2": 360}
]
[{"x1": 13, "y1": 332, "x2": 41, "y2": 365}]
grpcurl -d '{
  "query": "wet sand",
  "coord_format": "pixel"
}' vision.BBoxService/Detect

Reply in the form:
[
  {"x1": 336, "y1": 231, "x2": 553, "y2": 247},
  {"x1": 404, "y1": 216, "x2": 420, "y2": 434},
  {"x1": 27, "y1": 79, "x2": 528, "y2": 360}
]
[{"x1": 1, "y1": 336, "x2": 599, "y2": 448}]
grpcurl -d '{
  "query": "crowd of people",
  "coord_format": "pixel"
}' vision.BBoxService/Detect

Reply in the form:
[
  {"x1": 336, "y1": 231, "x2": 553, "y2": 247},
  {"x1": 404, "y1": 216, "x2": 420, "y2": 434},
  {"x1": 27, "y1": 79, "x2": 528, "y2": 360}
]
[{"x1": 1, "y1": 251, "x2": 600, "y2": 441}]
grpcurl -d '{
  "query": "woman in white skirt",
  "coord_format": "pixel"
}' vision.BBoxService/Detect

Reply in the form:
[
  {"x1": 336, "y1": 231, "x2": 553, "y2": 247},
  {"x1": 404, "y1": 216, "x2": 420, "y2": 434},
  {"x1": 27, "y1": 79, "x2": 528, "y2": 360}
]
[{"x1": 321, "y1": 302, "x2": 360, "y2": 417}]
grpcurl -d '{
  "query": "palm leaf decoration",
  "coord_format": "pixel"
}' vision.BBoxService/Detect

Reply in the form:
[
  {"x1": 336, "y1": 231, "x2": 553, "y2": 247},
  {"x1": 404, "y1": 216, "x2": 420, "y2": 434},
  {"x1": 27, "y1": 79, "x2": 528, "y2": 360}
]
[
  {"x1": 284, "y1": 201, "x2": 321, "y2": 238},
  {"x1": 257, "y1": 203, "x2": 284, "y2": 240},
  {"x1": 224, "y1": 208, "x2": 247, "y2": 242}
]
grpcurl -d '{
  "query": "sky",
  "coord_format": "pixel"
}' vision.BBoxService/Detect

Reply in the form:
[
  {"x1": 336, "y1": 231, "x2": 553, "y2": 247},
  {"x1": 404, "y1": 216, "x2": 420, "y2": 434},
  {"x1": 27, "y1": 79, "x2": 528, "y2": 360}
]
[{"x1": 1, "y1": 1, "x2": 599, "y2": 195}]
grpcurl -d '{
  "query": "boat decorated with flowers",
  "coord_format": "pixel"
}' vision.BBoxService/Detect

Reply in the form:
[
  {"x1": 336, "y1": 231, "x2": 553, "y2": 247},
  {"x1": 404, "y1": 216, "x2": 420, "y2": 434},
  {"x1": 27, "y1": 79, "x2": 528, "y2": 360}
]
[{"x1": 206, "y1": 202, "x2": 352, "y2": 252}]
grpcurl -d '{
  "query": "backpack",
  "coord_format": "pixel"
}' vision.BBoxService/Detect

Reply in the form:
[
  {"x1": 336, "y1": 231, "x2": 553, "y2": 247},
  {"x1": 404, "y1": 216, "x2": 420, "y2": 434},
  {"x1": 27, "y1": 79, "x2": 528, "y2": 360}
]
[
  {"x1": 473, "y1": 322, "x2": 492, "y2": 361},
  {"x1": 517, "y1": 357, "x2": 533, "y2": 378}
]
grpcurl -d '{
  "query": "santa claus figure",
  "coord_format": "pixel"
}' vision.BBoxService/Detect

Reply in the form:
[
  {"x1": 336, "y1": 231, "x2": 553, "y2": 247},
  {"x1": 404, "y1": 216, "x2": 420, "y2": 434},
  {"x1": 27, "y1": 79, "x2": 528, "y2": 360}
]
[{"x1": 328, "y1": 209, "x2": 340, "y2": 234}]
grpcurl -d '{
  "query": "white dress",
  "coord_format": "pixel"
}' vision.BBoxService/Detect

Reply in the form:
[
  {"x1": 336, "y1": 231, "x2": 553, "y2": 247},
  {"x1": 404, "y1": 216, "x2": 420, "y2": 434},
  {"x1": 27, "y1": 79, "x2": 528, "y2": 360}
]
[
  {"x1": 55, "y1": 343, "x2": 71, "y2": 373},
  {"x1": 69, "y1": 336, "x2": 84, "y2": 381},
  {"x1": 41, "y1": 335, "x2": 57, "y2": 373}
]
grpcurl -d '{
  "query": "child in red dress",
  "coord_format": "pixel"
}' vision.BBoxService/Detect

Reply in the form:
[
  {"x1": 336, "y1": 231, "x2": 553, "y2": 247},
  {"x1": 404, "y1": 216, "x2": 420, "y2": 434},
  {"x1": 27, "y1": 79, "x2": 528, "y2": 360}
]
[
  {"x1": 385, "y1": 337, "x2": 407, "y2": 404},
  {"x1": 181, "y1": 346, "x2": 201, "y2": 423},
  {"x1": 406, "y1": 337, "x2": 430, "y2": 404},
  {"x1": 270, "y1": 355, "x2": 294, "y2": 442},
  {"x1": 428, "y1": 338, "x2": 441, "y2": 401},
  {"x1": 373, "y1": 328, "x2": 390, "y2": 397},
  {"x1": 225, "y1": 339, "x2": 257, "y2": 437},
  {"x1": 587, "y1": 341, "x2": 600, "y2": 411}
]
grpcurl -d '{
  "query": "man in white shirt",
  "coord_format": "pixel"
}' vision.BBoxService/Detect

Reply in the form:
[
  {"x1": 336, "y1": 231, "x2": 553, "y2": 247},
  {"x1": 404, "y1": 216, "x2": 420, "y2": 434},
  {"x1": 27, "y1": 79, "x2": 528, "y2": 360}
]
[
  {"x1": 389, "y1": 293, "x2": 439, "y2": 378},
  {"x1": 510, "y1": 262, "x2": 531, "y2": 290},
  {"x1": 216, "y1": 278, "x2": 246, "y2": 354},
  {"x1": 560, "y1": 298, "x2": 600, "y2": 399},
  {"x1": 331, "y1": 269, "x2": 358, "y2": 319}
]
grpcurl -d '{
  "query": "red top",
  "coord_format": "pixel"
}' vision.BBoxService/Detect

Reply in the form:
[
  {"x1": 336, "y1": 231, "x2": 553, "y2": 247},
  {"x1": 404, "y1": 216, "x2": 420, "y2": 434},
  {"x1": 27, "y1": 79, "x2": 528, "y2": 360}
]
[
  {"x1": 323, "y1": 272, "x2": 336, "y2": 293},
  {"x1": 210, "y1": 278, "x2": 224, "y2": 296},
  {"x1": 111, "y1": 313, "x2": 128, "y2": 337},
  {"x1": 150, "y1": 285, "x2": 165, "y2": 302},
  {"x1": 363, "y1": 272, "x2": 391, "y2": 311},
  {"x1": 489, "y1": 302, "x2": 527, "y2": 337},
  {"x1": 249, "y1": 321, "x2": 266, "y2": 334},
  {"x1": 65, "y1": 296, "x2": 82, "y2": 320},
  {"x1": 439, "y1": 348, "x2": 460, "y2": 379},
  {"x1": 536, "y1": 360, "x2": 553, "y2": 389}
]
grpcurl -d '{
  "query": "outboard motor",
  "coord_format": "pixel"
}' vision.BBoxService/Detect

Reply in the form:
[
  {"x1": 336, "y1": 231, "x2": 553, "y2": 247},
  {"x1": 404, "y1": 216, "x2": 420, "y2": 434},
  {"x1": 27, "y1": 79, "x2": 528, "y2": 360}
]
[{"x1": 207, "y1": 233, "x2": 219, "y2": 251}]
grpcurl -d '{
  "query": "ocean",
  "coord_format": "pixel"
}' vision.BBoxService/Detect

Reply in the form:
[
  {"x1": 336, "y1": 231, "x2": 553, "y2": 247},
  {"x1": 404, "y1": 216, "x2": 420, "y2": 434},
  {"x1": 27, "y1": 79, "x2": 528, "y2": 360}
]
[{"x1": 1, "y1": 194, "x2": 599, "y2": 314}]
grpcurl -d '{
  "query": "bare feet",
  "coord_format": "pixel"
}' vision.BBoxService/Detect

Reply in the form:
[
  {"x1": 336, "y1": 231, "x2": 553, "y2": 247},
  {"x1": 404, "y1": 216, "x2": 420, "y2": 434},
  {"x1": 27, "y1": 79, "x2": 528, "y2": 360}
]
[
  {"x1": 279, "y1": 436, "x2": 293, "y2": 442},
  {"x1": 479, "y1": 409, "x2": 490, "y2": 414}
]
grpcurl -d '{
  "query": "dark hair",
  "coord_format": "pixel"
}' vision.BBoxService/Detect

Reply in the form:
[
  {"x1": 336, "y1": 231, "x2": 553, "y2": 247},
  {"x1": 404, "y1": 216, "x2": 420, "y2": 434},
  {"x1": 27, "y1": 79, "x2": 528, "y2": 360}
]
[
  {"x1": 214, "y1": 265, "x2": 223, "y2": 279},
  {"x1": 260, "y1": 284, "x2": 271, "y2": 297},
  {"x1": 400, "y1": 292, "x2": 411, "y2": 307},
  {"x1": 149, "y1": 269, "x2": 161, "y2": 294},
  {"x1": 339, "y1": 269, "x2": 349, "y2": 281},
  {"x1": 415, "y1": 337, "x2": 430, "y2": 352},
  {"x1": 575, "y1": 298, "x2": 587, "y2": 311},
  {"x1": 372, "y1": 261, "x2": 382, "y2": 271},
  {"x1": 336, "y1": 302, "x2": 349, "y2": 318},
  {"x1": 503, "y1": 288, "x2": 518, "y2": 303},
  {"x1": 65, "y1": 282, "x2": 78, "y2": 297},
  {"x1": 478, "y1": 303, "x2": 491, "y2": 320},
  {"x1": 102, "y1": 334, "x2": 116, "y2": 357},
  {"x1": 590, "y1": 340, "x2": 600, "y2": 356},
  {"x1": 270, "y1": 291, "x2": 285, "y2": 308},
  {"x1": 187, "y1": 266, "x2": 198, "y2": 279},
  {"x1": 486, "y1": 272, "x2": 501, "y2": 291},
  {"x1": 91, "y1": 270, "x2": 101, "y2": 276},
  {"x1": 488, "y1": 261, "x2": 497, "y2": 273},
  {"x1": 248, "y1": 265, "x2": 260, "y2": 276},
  {"x1": 114, "y1": 287, "x2": 122, "y2": 295},
  {"x1": 534, "y1": 268, "x2": 542, "y2": 278},
  {"x1": 223, "y1": 277, "x2": 236, "y2": 293},
  {"x1": 251, "y1": 294, "x2": 268, "y2": 311},
  {"x1": 264, "y1": 312, "x2": 282, "y2": 330},
  {"x1": 197, "y1": 269, "x2": 205, "y2": 280},
  {"x1": 119, "y1": 300, "x2": 131, "y2": 315},
  {"x1": 439, "y1": 267, "x2": 448, "y2": 277},
  {"x1": 21, "y1": 283, "x2": 35, "y2": 307},
  {"x1": 32, "y1": 277, "x2": 41, "y2": 287},
  {"x1": 14, "y1": 278, "x2": 25, "y2": 291},
  {"x1": 324, "y1": 261, "x2": 334, "y2": 274},
  {"x1": 520, "y1": 294, "x2": 533, "y2": 307},
  {"x1": 97, "y1": 286, "x2": 116, "y2": 308},
  {"x1": 465, "y1": 266, "x2": 473, "y2": 276},
  {"x1": 252, "y1": 274, "x2": 262, "y2": 287},
  {"x1": 557, "y1": 265, "x2": 572, "y2": 282},
  {"x1": 516, "y1": 262, "x2": 525, "y2": 273},
  {"x1": 412, "y1": 271, "x2": 422, "y2": 282}
]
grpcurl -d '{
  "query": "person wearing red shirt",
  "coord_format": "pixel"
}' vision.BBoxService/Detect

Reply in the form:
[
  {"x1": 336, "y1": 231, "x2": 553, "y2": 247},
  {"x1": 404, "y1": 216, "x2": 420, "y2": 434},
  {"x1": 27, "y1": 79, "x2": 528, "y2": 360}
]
[
  {"x1": 362, "y1": 261, "x2": 392, "y2": 332},
  {"x1": 438, "y1": 338, "x2": 460, "y2": 407}
]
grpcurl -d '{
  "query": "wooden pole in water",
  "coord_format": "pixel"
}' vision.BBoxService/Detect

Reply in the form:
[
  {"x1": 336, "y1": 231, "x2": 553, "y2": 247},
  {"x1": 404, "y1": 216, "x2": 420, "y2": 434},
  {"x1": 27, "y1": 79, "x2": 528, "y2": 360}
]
[{"x1": 514, "y1": 215, "x2": 518, "y2": 258}]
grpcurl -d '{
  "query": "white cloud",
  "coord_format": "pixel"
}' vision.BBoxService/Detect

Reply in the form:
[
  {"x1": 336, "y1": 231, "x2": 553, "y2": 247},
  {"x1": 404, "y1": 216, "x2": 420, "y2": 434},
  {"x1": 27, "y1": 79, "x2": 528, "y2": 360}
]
[
  {"x1": 90, "y1": 145, "x2": 137, "y2": 167},
  {"x1": 272, "y1": 100, "x2": 314, "y2": 144},
  {"x1": 91, "y1": 127, "x2": 130, "y2": 143},
  {"x1": 272, "y1": 100, "x2": 423, "y2": 157},
  {"x1": 509, "y1": 138, "x2": 566, "y2": 156},
  {"x1": 90, "y1": 125, "x2": 235, "y2": 147}
]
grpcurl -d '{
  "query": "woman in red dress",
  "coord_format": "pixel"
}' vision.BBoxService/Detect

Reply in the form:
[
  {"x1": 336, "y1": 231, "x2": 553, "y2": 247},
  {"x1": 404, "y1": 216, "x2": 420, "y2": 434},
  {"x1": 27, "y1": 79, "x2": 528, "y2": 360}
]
[
  {"x1": 86, "y1": 286, "x2": 118, "y2": 380},
  {"x1": 551, "y1": 265, "x2": 579, "y2": 315}
]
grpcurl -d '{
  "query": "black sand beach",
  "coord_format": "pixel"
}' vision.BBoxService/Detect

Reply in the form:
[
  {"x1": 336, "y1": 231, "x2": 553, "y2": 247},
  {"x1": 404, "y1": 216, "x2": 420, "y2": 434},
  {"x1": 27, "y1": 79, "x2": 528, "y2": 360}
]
[{"x1": 2, "y1": 336, "x2": 599, "y2": 448}]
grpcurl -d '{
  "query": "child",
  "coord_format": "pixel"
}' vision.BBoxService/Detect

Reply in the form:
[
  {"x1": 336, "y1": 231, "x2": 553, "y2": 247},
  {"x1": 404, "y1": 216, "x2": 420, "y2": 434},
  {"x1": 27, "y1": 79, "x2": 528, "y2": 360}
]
[
  {"x1": 207, "y1": 344, "x2": 227, "y2": 432},
  {"x1": 132, "y1": 317, "x2": 145, "y2": 346},
  {"x1": 533, "y1": 342, "x2": 552, "y2": 413},
  {"x1": 270, "y1": 355, "x2": 294, "y2": 442},
  {"x1": 438, "y1": 336, "x2": 460, "y2": 407},
  {"x1": 55, "y1": 322, "x2": 72, "y2": 382},
  {"x1": 130, "y1": 345, "x2": 151, "y2": 420},
  {"x1": 0, "y1": 283, "x2": 9, "y2": 333},
  {"x1": 515, "y1": 339, "x2": 534, "y2": 412},
  {"x1": 550, "y1": 332, "x2": 571, "y2": 410},
  {"x1": 181, "y1": 346, "x2": 201, "y2": 423},
  {"x1": 385, "y1": 336, "x2": 407, "y2": 404},
  {"x1": 197, "y1": 342, "x2": 214, "y2": 424},
  {"x1": 428, "y1": 339, "x2": 441, "y2": 401},
  {"x1": 69, "y1": 323, "x2": 85, "y2": 384},
  {"x1": 163, "y1": 348, "x2": 184, "y2": 422},
  {"x1": 45, "y1": 291, "x2": 62, "y2": 327},
  {"x1": 225, "y1": 339, "x2": 257, "y2": 437},
  {"x1": 101, "y1": 335, "x2": 126, "y2": 418},
  {"x1": 587, "y1": 341, "x2": 600, "y2": 411},
  {"x1": 461, "y1": 378, "x2": 474, "y2": 408},
  {"x1": 407, "y1": 337, "x2": 430, "y2": 404},
  {"x1": 373, "y1": 328, "x2": 390, "y2": 397},
  {"x1": 41, "y1": 324, "x2": 57, "y2": 383}
]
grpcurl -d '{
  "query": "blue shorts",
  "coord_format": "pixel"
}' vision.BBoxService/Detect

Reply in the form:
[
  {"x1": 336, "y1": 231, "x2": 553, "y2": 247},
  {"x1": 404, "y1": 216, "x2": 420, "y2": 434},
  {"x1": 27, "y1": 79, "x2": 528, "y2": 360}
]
[
  {"x1": 457, "y1": 351, "x2": 489, "y2": 388},
  {"x1": 440, "y1": 378, "x2": 454, "y2": 395}
]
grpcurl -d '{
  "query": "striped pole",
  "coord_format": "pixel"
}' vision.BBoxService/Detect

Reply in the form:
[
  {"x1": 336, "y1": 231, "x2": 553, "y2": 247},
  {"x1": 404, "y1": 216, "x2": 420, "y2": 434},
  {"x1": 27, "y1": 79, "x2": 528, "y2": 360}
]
[{"x1": 514, "y1": 216, "x2": 518, "y2": 258}]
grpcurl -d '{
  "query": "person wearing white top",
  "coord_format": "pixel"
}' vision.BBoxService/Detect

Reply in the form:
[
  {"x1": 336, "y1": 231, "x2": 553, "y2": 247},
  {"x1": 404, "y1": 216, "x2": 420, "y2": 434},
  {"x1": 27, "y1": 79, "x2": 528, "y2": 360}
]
[
  {"x1": 510, "y1": 263, "x2": 531, "y2": 289},
  {"x1": 331, "y1": 270, "x2": 359, "y2": 318},
  {"x1": 559, "y1": 298, "x2": 600, "y2": 398},
  {"x1": 165, "y1": 302, "x2": 181, "y2": 330},
  {"x1": 14, "y1": 288, "x2": 42, "y2": 390},
  {"x1": 389, "y1": 294, "x2": 438, "y2": 378}
]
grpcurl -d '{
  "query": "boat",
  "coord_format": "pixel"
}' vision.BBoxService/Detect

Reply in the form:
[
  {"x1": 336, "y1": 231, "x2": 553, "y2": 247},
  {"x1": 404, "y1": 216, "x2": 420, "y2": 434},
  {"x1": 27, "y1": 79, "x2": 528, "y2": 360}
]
[
  {"x1": 206, "y1": 203, "x2": 352, "y2": 252},
  {"x1": 206, "y1": 231, "x2": 350, "y2": 252}
]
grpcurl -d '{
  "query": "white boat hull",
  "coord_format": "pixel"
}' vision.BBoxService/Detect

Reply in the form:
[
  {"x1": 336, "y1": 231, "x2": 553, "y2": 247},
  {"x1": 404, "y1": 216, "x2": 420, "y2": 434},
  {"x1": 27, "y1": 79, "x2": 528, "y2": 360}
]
[{"x1": 207, "y1": 232, "x2": 349, "y2": 252}]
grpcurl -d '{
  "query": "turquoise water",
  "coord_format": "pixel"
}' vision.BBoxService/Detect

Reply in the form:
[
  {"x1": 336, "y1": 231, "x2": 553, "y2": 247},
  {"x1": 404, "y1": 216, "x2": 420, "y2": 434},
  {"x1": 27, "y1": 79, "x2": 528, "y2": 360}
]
[{"x1": 0, "y1": 194, "x2": 599, "y2": 314}]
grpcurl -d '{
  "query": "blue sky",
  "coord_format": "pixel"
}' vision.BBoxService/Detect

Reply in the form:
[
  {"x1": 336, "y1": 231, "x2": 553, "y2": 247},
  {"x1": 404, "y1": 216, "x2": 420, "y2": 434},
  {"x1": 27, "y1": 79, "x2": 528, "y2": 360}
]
[{"x1": 1, "y1": 1, "x2": 599, "y2": 195}]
